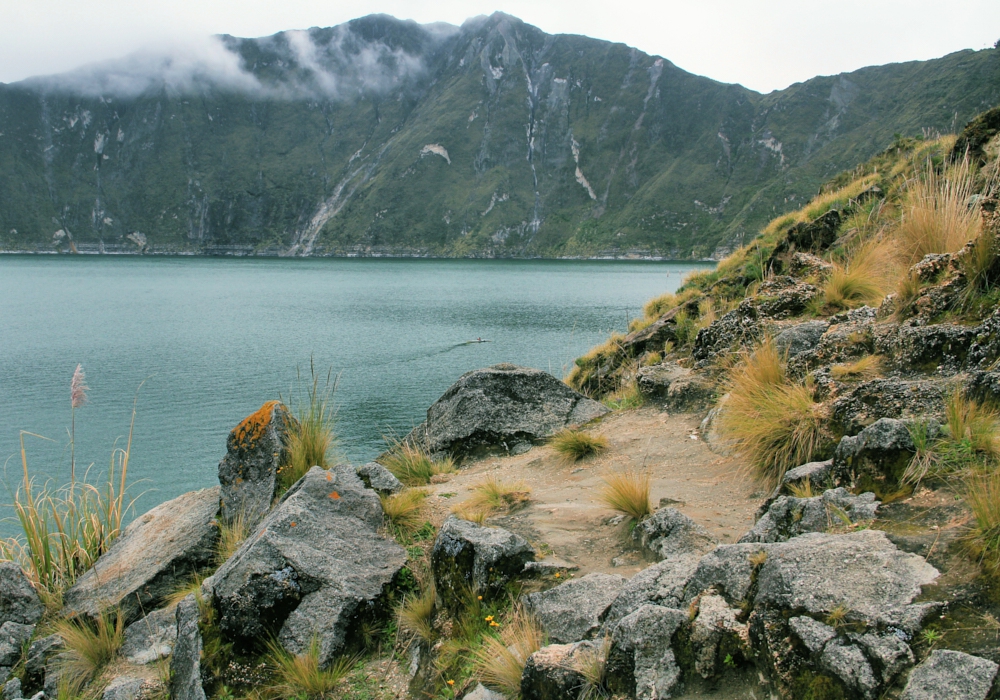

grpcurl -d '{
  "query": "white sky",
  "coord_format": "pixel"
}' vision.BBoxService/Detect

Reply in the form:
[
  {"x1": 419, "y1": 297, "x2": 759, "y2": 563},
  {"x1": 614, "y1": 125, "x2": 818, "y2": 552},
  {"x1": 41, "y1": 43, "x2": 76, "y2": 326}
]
[{"x1": 1, "y1": 0, "x2": 998, "y2": 93}]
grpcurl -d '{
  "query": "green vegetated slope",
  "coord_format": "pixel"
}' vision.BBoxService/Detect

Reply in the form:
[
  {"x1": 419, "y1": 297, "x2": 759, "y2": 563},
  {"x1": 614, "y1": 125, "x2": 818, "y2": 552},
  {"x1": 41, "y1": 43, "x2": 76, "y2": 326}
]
[{"x1": 1, "y1": 13, "x2": 998, "y2": 257}]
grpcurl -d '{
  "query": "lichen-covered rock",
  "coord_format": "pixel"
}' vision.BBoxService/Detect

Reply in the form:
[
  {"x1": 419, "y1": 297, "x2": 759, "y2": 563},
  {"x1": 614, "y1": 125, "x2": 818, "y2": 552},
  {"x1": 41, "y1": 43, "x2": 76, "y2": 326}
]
[
  {"x1": 0, "y1": 621, "x2": 33, "y2": 682},
  {"x1": 218, "y1": 400, "x2": 295, "y2": 524},
  {"x1": 819, "y1": 641, "x2": 878, "y2": 699},
  {"x1": 788, "y1": 616, "x2": 836, "y2": 654},
  {"x1": 63, "y1": 487, "x2": 220, "y2": 623},
  {"x1": 901, "y1": 649, "x2": 998, "y2": 700},
  {"x1": 2, "y1": 678, "x2": 20, "y2": 700},
  {"x1": 355, "y1": 462, "x2": 403, "y2": 496},
  {"x1": 767, "y1": 209, "x2": 843, "y2": 268},
  {"x1": 688, "y1": 592, "x2": 747, "y2": 679},
  {"x1": 739, "y1": 488, "x2": 878, "y2": 543},
  {"x1": 789, "y1": 252, "x2": 834, "y2": 278},
  {"x1": 682, "y1": 543, "x2": 769, "y2": 606},
  {"x1": 170, "y1": 594, "x2": 206, "y2": 700},
  {"x1": 432, "y1": 516, "x2": 534, "y2": 611},
  {"x1": 23, "y1": 634, "x2": 62, "y2": 697},
  {"x1": 781, "y1": 460, "x2": 835, "y2": 490},
  {"x1": 121, "y1": 606, "x2": 176, "y2": 665},
  {"x1": 832, "y1": 379, "x2": 948, "y2": 435},
  {"x1": 606, "y1": 605, "x2": 687, "y2": 700},
  {"x1": 833, "y1": 418, "x2": 917, "y2": 483},
  {"x1": 969, "y1": 307, "x2": 1000, "y2": 369},
  {"x1": 853, "y1": 632, "x2": 913, "y2": 687},
  {"x1": 102, "y1": 676, "x2": 145, "y2": 700},
  {"x1": 636, "y1": 363, "x2": 714, "y2": 410},
  {"x1": 462, "y1": 683, "x2": 506, "y2": 700},
  {"x1": 775, "y1": 321, "x2": 829, "y2": 358},
  {"x1": 524, "y1": 573, "x2": 626, "y2": 644},
  {"x1": 603, "y1": 554, "x2": 701, "y2": 628},
  {"x1": 521, "y1": 641, "x2": 599, "y2": 700},
  {"x1": 402, "y1": 364, "x2": 608, "y2": 462},
  {"x1": 211, "y1": 466, "x2": 406, "y2": 666},
  {"x1": 0, "y1": 562, "x2": 43, "y2": 627},
  {"x1": 874, "y1": 322, "x2": 975, "y2": 374},
  {"x1": 632, "y1": 508, "x2": 716, "y2": 560}
]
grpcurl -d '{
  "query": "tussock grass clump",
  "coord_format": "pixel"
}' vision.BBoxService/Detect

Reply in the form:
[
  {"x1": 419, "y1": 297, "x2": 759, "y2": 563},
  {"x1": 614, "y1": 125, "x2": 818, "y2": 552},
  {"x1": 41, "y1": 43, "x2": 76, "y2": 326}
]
[
  {"x1": 966, "y1": 471, "x2": 1000, "y2": 577},
  {"x1": 280, "y1": 363, "x2": 337, "y2": 491},
  {"x1": 550, "y1": 429, "x2": 609, "y2": 462},
  {"x1": 381, "y1": 489, "x2": 429, "y2": 535},
  {"x1": 215, "y1": 512, "x2": 250, "y2": 566},
  {"x1": 904, "y1": 392, "x2": 1000, "y2": 484},
  {"x1": 895, "y1": 159, "x2": 981, "y2": 265},
  {"x1": 453, "y1": 476, "x2": 530, "y2": 523},
  {"x1": 54, "y1": 608, "x2": 125, "y2": 691},
  {"x1": 265, "y1": 637, "x2": 356, "y2": 699},
  {"x1": 473, "y1": 606, "x2": 546, "y2": 696},
  {"x1": 822, "y1": 240, "x2": 891, "y2": 311},
  {"x1": 599, "y1": 469, "x2": 652, "y2": 523},
  {"x1": 379, "y1": 443, "x2": 456, "y2": 486},
  {"x1": 719, "y1": 339, "x2": 825, "y2": 487},
  {"x1": 398, "y1": 586, "x2": 437, "y2": 643},
  {"x1": 575, "y1": 636, "x2": 612, "y2": 700},
  {"x1": 829, "y1": 355, "x2": 883, "y2": 381},
  {"x1": 944, "y1": 391, "x2": 1000, "y2": 460}
]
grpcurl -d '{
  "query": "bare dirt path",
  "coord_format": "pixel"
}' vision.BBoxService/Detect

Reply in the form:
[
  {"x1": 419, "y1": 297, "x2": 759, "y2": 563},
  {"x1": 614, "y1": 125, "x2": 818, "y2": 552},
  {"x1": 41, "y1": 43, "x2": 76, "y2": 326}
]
[{"x1": 423, "y1": 406, "x2": 761, "y2": 578}]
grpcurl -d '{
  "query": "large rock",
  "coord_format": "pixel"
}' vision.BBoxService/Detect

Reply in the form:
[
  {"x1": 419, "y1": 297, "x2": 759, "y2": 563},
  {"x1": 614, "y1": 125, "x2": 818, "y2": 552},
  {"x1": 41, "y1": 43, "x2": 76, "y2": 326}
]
[
  {"x1": 0, "y1": 562, "x2": 43, "y2": 627},
  {"x1": 524, "y1": 573, "x2": 626, "y2": 644},
  {"x1": 521, "y1": 641, "x2": 600, "y2": 700},
  {"x1": 900, "y1": 649, "x2": 998, "y2": 700},
  {"x1": 775, "y1": 321, "x2": 830, "y2": 358},
  {"x1": 218, "y1": 400, "x2": 295, "y2": 524},
  {"x1": 102, "y1": 676, "x2": 146, "y2": 700},
  {"x1": 170, "y1": 594, "x2": 206, "y2": 700},
  {"x1": 63, "y1": 487, "x2": 220, "y2": 623},
  {"x1": 355, "y1": 462, "x2": 403, "y2": 496},
  {"x1": 23, "y1": 634, "x2": 62, "y2": 696},
  {"x1": 431, "y1": 516, "x2": 534, "y2": 611},
  {"x1": 121, "y1": 606, "x2": 177, "y2": 665},
  {"x1": 688, "y1": 592, "x2": 747, "y2": 679},
  {"x1": 603, "y1": 554, "x2": 701, "y2": 628},
  {"x1": 0, "y1": 622, "x2": 34, "y2": 678},
  {"x1": 401, "y1": 364, "x2": 608, "y2": 462},
  {"x1": 739, "y1": 488, "x2": 879, "y2": 543},
  {"x1": 635, "y1": 363, "x2": 714, "y2": 410},
  {"x1": 463, "y1": 683, "x2": 506, "y2": 700},
  {"x1": 833, "y1": 418, "x2": 917, "y2": 483},
  {"x1": 832, "y1": 379, "x2": 947, "y2": 435},
  {"x1": 681, "y1": 542, "x2": 769, "y2": 606},
  {"x1": 211, "y1": 466, "x2": 406, "y2": 666},
  {"x1": 632, "y1": 508, "x2": 716, "y2": 560},
  {"x1": 606, "y1": 605, "x2": 687, "y2": 700}
]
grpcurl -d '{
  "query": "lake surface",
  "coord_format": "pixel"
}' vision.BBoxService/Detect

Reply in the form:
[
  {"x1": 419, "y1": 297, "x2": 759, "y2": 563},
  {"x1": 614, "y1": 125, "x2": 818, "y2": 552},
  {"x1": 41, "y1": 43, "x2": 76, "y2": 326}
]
[{"x1": 0, "y1": 256, "x2": 710, "y2": 524}]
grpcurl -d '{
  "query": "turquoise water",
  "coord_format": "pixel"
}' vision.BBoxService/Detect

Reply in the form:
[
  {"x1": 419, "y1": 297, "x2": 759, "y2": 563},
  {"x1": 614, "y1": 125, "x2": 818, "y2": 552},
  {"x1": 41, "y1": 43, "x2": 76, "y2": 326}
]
[{"x1": 0, "y1": 256, "x2": 710, "y2": 521}]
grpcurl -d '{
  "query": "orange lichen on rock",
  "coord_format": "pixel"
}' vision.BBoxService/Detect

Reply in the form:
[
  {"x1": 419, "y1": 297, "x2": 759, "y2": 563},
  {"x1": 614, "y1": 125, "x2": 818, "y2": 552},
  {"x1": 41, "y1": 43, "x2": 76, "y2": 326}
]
[
  {"x1": 328, "y1": 491, "x2": 340, "y2": 500},
  {"x1": 231, "y1": 400, "x2": 281, "y2": 450}
]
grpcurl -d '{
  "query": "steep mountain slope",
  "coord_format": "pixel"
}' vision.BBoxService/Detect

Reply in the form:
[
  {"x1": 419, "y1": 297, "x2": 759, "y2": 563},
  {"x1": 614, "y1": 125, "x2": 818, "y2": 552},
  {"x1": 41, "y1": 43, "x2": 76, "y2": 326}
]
[{"x1": 1, "y1": 13, "x2": 998, "y2": 257}]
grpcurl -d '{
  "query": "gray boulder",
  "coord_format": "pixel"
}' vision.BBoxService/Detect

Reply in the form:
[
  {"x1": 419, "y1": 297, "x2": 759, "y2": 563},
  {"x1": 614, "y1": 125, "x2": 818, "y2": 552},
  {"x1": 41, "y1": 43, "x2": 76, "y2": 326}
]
[
  {"x1": 819, "y1": 641, "x2": 878, "y2": 700},
  {"x1": 606, "y1": 604, "x2": 687, "y2": 700},
  {"x1": 632, "y1": 508, "x2": 716, "y2": 560},
  {"x1": 833, "y1": 418, "x2": 916, "y2": 482},
  {"x1": 775, "y1": 321, "x2": 830, "y2": 358},
  {"x1": 23, "y1": 634, "x2": 61, "y2": 697},
  {"x1": 463, "y1": 683, "x2": 506, "y2": 700},
  {"x1": 603, "y1": 554, "x2": 700, "y2": 628},
  {"x1": 0, "y1": 621, "x2": 34, "y2": 680},
  {"x1": 521, "y1": 641, "x2": 600, "y2": 700},
  {"x1": 3, "y1": 678, "x2": 20, "y2": 700},
  {"x1": 0, "y1": 563, "x2": 43, "y2": 627},
  {"x1": 170, "y1": 594, "x2": 206, "y2": 700},
  {"x1": 121, "y1": 606, "x2": 177, "y2": 665},
  {"x1": 788, "y1": 616, "x2": 836, "y2": 654},
  {"x1": 782, "y1": 459, "x2": 835, "y2": 490},
  {"x1": 688, "y1": 592, "x2": 746, "y2": 679},
  {"x1": 636, "y1": 363, "x2": 714, "y2": 410},
  {"x1": 901, "y1": 649, "x2": 998, "y2": 700},
  {"x1": 355, "y1": 462, "x2": 403, "y2": 496},
  {"x1": 682, "y1": 542, "x2": 771, "y2": 606},
  {"x1": 63, "y1": 487, "x2": 220, "y2": 623},
  {"x1": 218, "y1": 401, "x2": 295, "y2": 524},
  {"x1": 431, "y1": 516, "x2": 534, "y2": 611},
  {"x1": 211, "y1": 466, "x2": 406, "y2": 666},
  {"x1": 401, "y1": 364, "x2": 608, "y2": 462},
  {"x1": 524, "y1": 573, "x2": 626, "y2": 643},
  {"x1": 102, "y1": 676, "x2": 145, "y2": 700},
  {"x1": 854, "y1": 632, "x2": 914, "y2": 687},
  {"x1": 739, "y1": 488, "x2": 879, "y2": 543},
  {"x1": 832, "y1": 379, "x2": 947, "y2": 435}
]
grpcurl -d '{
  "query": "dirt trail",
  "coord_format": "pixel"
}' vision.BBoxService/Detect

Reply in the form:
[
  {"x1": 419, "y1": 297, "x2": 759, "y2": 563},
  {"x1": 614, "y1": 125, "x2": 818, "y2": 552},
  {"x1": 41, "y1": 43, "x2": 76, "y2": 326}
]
[{"x1": 424, "y1": 407, "x2": 760, "y2": 577}]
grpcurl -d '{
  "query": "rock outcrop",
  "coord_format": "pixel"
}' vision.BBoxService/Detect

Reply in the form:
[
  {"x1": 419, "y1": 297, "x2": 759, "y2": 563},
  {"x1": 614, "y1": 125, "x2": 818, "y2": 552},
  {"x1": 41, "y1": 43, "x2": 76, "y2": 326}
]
[
  {"x1": 524, "y1": 573, "x2": 626, "y2": 643},
  {"x1": 401, "y1": 364, "x2": 608, "y2": 461},
  {"x1": 739, "y1": 487, "x2": 879, "y2": 543},
  {"x1": 900, "y1": 649, "x2": 998, "y2": 700},
  {"x1": 521, "y1": 641, "x2": 600, "y2": 700},
  {"x1": 63, "y1": 487, "x2": 220, "y2": 623},
  {"x1": 636, "y1": 363, "x2": 714, "y2": 410},
  {"x1": 0, "y1": 563, "x2": 43, "y2": 627},
  {"x1": 606, "y1": 605, "x2": 687, "y2": 700},
  {"x1": 632, "y1": 508, "x2": 717, "y2": 560},
  {"x1": 170, "y1": 594, "x2": 206, "y2": 700},
  {"x1": 210, "y1": 466, "x2": 406, "y2": 666},
  {"x1": 218, "y1": 401, "x2": 295, "y2": 524},
  {"x1": 121, "y1": 606, "x2": 177, "y2": 665},
  {"x1": 355, "y1": 461, "x2": 404, "y2": 495}
]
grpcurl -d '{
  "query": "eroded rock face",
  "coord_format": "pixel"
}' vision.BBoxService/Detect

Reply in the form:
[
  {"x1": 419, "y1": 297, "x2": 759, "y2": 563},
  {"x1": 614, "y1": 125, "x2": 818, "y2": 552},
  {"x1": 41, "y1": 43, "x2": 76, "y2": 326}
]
[
  {"x1": 170, "y1": 594, "x2": 206, "y2": 700},
  {"x1": 900, "y1": 649, "x2": 999, "y2": 700},
  {"x1": 524, "y1": 573, "x2": 626, "y2": 644},
  {"x1": 521, "y1": 641, "x2": 599, "y2": 700},
  {"x1": 775, "y1": 321, "x2": 830, "y2": 358},
  {"x1": 832, "y1": 379, "x2": 947, "y2": 434},
  {"x1": 355, "y1": 462, "x2": 403, "y2": 496},
  {"x1": 603, "y1": 554, "x2": 701, "y2": 629},
  {"x1": 431, "y1": 516, "x2": 534, "y2": 611},
  {"x1": 102, "y1": 676, "x2": 146, "y2": 700},
  {"x1": 0, "y1": 622, "x2": 35, "y2": 679},
  {"x1": 211, "y1": 466, "x2": 406, "y2": 666},
  {"x1": 636, "y1": 363, "x2": 714, "y2": 411},
  {"x1": 688, "y1": 593, "x2": 747, "y2": 679},
  {"x1": 739, "y1": 488, "x2": 878, "y2": 544},
  {"x1": 633, "y1": 508, "x2": 717, "y2": 561},
  {"x1": 218, "y1": 401, "x2": 295, "y2": 524},
  {"x1": 121, "y1": 606, "x2": 177, "y2": 665},
  {"x1": 0, "y1": 562, "x2": 43, "y2": 627},
  {"x1": 833, "y1": 418, "x2": 917, "y2": 483},
  {"x1": 606, "y1": 605, "x2": 687, "y2": 700},
  {"x1": 63, "y1": 487, "x2": 220, "y2": 623},
  {"x1": 403, "y1": 365, "x2": 608, "y2": 461}
]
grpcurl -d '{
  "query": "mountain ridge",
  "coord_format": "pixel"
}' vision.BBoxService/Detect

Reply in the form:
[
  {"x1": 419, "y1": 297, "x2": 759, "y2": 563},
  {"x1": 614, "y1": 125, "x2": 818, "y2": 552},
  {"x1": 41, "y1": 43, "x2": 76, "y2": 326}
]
[{"x1": 1, "y1": 12, "x2": 997, "y2": 258}]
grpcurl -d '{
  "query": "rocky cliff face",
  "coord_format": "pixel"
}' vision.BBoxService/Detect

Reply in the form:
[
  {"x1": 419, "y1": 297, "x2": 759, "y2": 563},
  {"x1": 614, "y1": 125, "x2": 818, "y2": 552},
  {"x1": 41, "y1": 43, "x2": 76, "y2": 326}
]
[{"x1": 1, "y1": 13, "x2": 998, "y2": 258}]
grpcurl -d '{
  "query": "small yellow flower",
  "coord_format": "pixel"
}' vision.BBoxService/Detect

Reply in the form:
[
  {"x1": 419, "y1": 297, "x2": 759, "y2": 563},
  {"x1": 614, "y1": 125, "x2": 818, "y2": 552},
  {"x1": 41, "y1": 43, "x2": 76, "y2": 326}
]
[
  {"x1": 554, "y1": 572, "x2": 561, "y2": 578},
  {"x1": 447, "y1": 680, "x2": 455, "y2": 686},
  {"x1": 484, "y1": 615, "x2": 494, "y2": 622},
  {"x1": 490, "y1": 620, "x2": 500, "y2": 627}
]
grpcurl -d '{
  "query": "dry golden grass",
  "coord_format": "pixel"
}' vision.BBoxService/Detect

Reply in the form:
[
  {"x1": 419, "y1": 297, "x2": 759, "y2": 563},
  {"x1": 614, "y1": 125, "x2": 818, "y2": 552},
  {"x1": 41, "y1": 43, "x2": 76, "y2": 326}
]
[
  {"x1": 398, "y1": 586, "x2": 437, "y2": 643},
  {"x1": 381, "y1": 489, "x2": 429, "y2": 535},
  {"x1": 550, "y1": 429, "x2": 609, "y2": 462},
  {"x1": 719, "y1": 338, "x2": 825, "y2": 487},
  {"x1": 830, "y1": 355, "x2": 883, "y2": 381},
  {"x1": 264, "y1": 638, "x2": 356, "y2": 699},
  {"x1": 574, "y1": 636, "x2": 612, "y2": 700},
  {"x1": 966, "y1": 470, "x2": 1000, "y2": 577},
  {"x1": 945, "y1": 392, "x2": 1000, "y2": 459},
  {"x1": 379, "y1": 443, "x2": 456, "y2": 486},
  {"x1": 822, "y1": 239, "x2": 893, "y2": 311},
  {"x1": 599, "y1": 469, "x2": 652, "y2": 522},
  {"x1": 473, "y1": 606, "x2": 546, "y2": 696},
  {"x1": 215, "y1": 512, "x2": 250, "y2": 566},
  {"x1": 54, "y1": 608, "x2": 125, "y2": 692},
  {"x1": 762, "y1": 175, "x2": 879, "y2": 236},
  {"x1": 452, "y1": 475, "x2": 531, "y2": 523},
  {"x1": 280, "y1": 363, "x2": 337, "y2": 491}
]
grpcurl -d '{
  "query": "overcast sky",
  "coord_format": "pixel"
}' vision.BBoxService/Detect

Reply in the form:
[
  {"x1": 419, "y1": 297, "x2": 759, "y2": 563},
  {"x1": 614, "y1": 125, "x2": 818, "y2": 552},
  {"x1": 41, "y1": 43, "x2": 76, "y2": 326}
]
[{"x1": 2, "y1": 0, "x2": 998, "y2": 93}]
